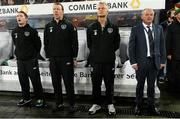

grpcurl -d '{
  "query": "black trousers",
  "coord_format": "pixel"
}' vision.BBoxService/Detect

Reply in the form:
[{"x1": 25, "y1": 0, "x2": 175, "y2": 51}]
[
  {"x1": 17, "y1": 59, "x2": 44, "y2": 100},
  {"x1": 91, "y1": 63, "x2": 115, "y2": 105},
  {"x1": 157, "y1": 67, "x2": 164, "y2": 79},
  {"x1": 49, "y1": 57, "x2": 75, "y2": 106},
  {"x1": 166, "y1": 59, "x2": 172, "y2": 80},
  {"x1": 135, "y1": 58, "x2": 158, "y2": 107},
  {"x1": 170, "y1": 60, "x2": 180, "y2": 91}
]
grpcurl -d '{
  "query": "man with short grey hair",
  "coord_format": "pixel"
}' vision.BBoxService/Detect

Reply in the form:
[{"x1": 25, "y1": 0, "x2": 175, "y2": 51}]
[{"x1": 129, "y1": 8, "x2": 166, "y2": 116}]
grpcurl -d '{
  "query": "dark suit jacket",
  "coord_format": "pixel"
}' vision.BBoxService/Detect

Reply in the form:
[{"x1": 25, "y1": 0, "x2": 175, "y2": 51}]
[
  {"x1": 166, "y1": 20, "x2": 180, "y2": 60},
  {"x1": 128, "y1": 22, "x2": 166, "y2": 70}
]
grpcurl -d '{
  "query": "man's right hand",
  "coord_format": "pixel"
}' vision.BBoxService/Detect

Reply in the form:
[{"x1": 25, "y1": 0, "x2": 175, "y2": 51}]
[{"x1": 73, "y1": 59, "x2": 77, "y2": 67}]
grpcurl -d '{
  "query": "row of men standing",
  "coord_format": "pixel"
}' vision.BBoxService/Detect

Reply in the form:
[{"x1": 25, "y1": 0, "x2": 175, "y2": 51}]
[
  {"x1": 11, "y1": 1, "x2": 120, "y2": 115},
  {"x1": 10, "y1": 1, "x2": 180, "y2": 116}
]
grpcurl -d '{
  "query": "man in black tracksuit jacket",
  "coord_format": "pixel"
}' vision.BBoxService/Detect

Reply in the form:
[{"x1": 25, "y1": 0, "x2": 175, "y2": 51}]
[
  {"x1": 11, "y1": 11, "x2": 44, "y2": 107},
  {"x1": 44, "y1": 2, "x2": 78, "y2": 112},
  {"x1": 87, "y1": 2, "x2": 120, "y2": 115}
]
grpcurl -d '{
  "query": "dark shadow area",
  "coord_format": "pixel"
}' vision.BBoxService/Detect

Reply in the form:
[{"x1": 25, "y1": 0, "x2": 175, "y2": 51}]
[{"x1": 0, "y1": 90, "x2": 180, "y2": 118}]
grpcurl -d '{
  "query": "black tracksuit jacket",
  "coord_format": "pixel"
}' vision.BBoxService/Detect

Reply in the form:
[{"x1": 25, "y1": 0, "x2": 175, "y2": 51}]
[
  {"x1": 44, "y1": 18, "x2": 78, "y2": 59},
  {"x1": 87, "y1": 20, "x2": 120, "y2": 64},
  {"x1": 11, "y1": 24, "x2": 41, "y2": 60}
]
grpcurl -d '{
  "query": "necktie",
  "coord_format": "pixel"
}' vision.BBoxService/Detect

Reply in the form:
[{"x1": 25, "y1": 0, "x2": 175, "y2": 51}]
[{"x1": 147, "y1": 26, "x2": 154, "y2": 57}]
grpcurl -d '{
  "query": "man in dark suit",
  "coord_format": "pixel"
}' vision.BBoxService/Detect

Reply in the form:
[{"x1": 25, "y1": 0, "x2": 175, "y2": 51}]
[
  {"x1": 159, "y1": 8, "x2": 175, "y2": 84},
  {"x1": 166, "y1": 6, "x2": 180, "y2": 92},
  {"x1": 128, "y1": 8, "x2": 166, "y2": 116}
]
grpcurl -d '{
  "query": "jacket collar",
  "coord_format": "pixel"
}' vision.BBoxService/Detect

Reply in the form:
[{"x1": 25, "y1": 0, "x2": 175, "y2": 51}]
[
  {"x1": 96, "y1": 18, "x2": 111, "y2": 28},
  {"x1": 18, "y1": 24, "x2": 29, "y2": 29},
  {"x1": 52, "y1": 17, "x2": 65, "y2": 24}
]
